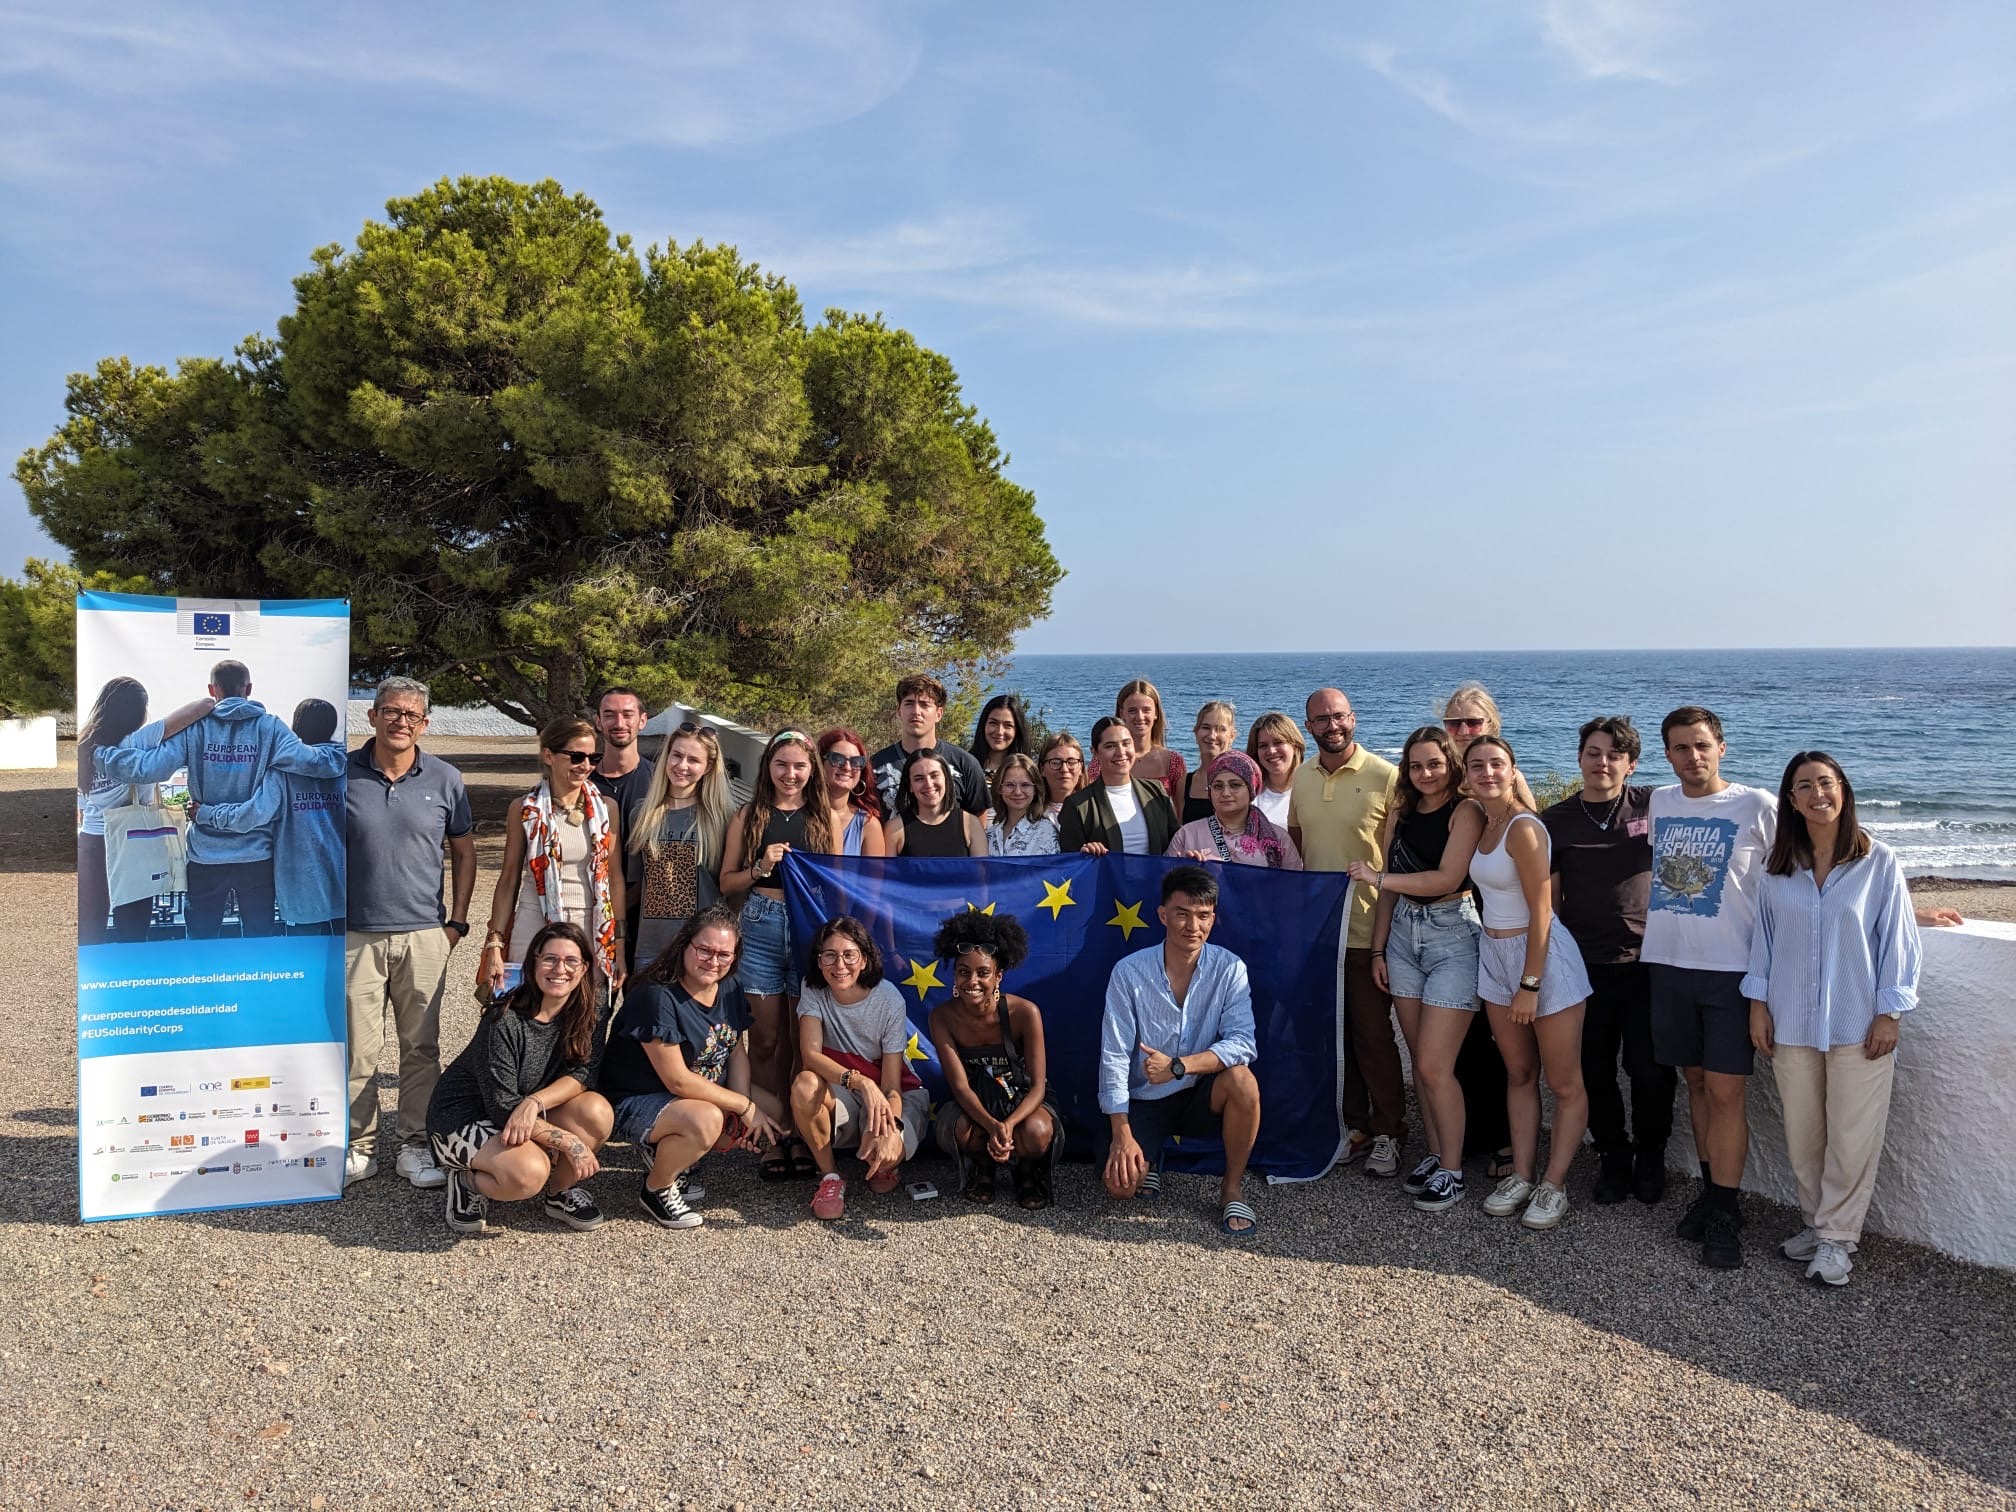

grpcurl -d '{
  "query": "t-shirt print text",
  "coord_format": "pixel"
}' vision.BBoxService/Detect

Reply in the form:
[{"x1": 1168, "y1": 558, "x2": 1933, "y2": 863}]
[{"x1": 1649, "y1": 816, "x2": 1739, "y2": 917}]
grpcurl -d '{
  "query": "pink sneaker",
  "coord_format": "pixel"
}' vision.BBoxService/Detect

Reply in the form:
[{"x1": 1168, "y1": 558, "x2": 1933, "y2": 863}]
[
  {"x1": 866, "y1": 1166, "x2": 901, "y2": 1195},
  {"x1": 811, "y1": 1172, "x2": 846, "y2": 1220}
]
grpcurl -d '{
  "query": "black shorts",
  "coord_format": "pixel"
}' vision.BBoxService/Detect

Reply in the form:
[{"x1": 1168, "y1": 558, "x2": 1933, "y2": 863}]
[
  {"x1": 1096, "y1": 1075, "x2": 1225, "y2": 1164},
  {"x1": 1649, "y1": 966, "x2": 1753, "y2": 1076}
]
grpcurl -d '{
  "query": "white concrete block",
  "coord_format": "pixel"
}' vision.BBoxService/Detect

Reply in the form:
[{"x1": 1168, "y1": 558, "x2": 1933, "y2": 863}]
[{"x1": 0, "y1": 715, "x2": 58, "y2": 769}]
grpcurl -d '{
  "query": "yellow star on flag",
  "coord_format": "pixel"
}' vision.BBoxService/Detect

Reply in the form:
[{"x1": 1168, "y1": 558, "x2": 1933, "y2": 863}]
[
  {"x1": 1107, "y1": 898, "x2": 1147, "y2": 940},
  {"x1": 1037, "y1": 878, "x2": 1076, "y2": 920},
  {"x1": 903, "y1": 1031, "x2": 929, "y2": 1065},
  {"x1": 965, "y1": 900, "x2": 998, "y2": 915},
  {"x1": 900, "y1": 958, "x2": 944, "y2": 1000}
]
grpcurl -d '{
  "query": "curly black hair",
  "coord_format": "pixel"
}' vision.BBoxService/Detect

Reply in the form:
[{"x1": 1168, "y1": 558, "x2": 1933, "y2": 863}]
[{"x1": 931, "y1": 909, "x2": 1030, "y2": 972}]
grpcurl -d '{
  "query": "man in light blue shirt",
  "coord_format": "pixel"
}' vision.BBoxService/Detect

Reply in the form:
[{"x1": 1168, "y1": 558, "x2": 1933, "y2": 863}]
[{"x1": 1097, "y1": 865, "x2": 1263, "y2": 1239}]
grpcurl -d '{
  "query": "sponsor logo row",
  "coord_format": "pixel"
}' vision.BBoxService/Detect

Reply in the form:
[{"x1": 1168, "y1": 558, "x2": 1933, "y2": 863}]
[{"x1": 107, "y1": 1156, "x2": 331, "y2": 1183}]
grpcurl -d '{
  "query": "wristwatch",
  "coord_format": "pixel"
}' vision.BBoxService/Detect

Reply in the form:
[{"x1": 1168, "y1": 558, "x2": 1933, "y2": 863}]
[
  {"x1": 1168, "y1": 1056, "x2": 1187, "y2": 1081},
  {"x1": 446, "y1": 920, "x2": 470, "y2": 939},
  {"x1": 1519, "y1": 974, "x2": 1542, "y2": 993}
]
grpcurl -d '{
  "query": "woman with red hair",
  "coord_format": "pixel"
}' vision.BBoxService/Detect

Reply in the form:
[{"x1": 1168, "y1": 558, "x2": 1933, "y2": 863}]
[{"x1": 817, "y1": 727, "x2": 887, "y2": 857}]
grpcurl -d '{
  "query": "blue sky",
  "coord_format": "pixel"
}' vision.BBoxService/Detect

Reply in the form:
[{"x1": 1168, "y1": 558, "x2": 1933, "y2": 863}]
[{"x1": 3, "y1": 1, "x2": 2011, "y2": 653}]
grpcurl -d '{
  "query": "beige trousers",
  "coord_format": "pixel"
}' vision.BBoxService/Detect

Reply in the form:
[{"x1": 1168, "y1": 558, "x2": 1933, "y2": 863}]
[
  {"x1": 1772, "y1": 1041, "x2": 1897, "y2": 1244},
  {"x1": 345, "y1": 928, "x2": 454, "y2": 1155}
]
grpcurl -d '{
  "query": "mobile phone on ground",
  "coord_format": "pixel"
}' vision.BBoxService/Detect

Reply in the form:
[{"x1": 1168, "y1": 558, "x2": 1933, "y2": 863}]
[{"x1": 906, "y1": 1181, "x2": 939, "y2": 1201}]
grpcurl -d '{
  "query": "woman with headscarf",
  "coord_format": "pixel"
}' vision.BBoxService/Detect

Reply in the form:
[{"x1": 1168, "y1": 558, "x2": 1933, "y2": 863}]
[{"x1": 1168, "y1": 752, "x2": 1305, "y2": 869}]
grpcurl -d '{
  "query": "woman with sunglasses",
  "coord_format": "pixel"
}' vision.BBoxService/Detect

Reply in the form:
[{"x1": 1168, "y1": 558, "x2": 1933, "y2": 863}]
[
  {"x1": 883, "y1": 747, "x2": 988, "y2": 858},
  {"x1": 816, "y1": 727, "x2": 888, "y2": 857},
  {"x1": 1177, "y1": 702, "x2": 1240, "y2": 824},
  {"x1": 1746, "y1": 752, "x2": 1921, "y2": 1287},
  {"x1": 480, "y1": 717, "x2": 627, "y2": 1005},
  {"x1": 1245, "y1": 712, "x2": 1305, "y2": 830},
  {"x1": 987, "y1": 754, "x2": 1058, "y2": 856},
  {"x1": 720, "y1": 730, "x2": 835, "y2": 1174},
  {"x1": 1037, "y1": 732, "x2": 1087, "y2": 823},
  {"x1": 969, "y1": 695, "x2": 1032, "y2": 785},
  {"x1": 630, "y1": 721, "x2": 734, "y2": 970},
  {"x1": 1442, "y1": 682, "x2": 1536, "y2": 809},
  {"x1": 428, "y1": 921, "x2": 615, "y2": 1235}
]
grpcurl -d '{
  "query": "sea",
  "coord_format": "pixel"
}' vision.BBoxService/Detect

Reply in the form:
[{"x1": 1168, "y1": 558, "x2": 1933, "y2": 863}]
[{"x1": 989, "y1": 649, "x2": 2016, "y2": 881}]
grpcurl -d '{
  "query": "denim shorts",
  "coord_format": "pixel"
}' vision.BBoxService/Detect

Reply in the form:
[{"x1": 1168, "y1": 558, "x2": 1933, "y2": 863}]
[
  {"x1": 612, "y1": 1091, "x2": 677, "y2": 1147},
  {"x1": 1477, "y1": 921, "x2": 1595, "y2": 1017},
  {"x1": 737, "y1": 892, "x2": 800, "y2": 997},
  {"x1": 1385, "y1": 896, "x2": 1482, "y2": 1011}
]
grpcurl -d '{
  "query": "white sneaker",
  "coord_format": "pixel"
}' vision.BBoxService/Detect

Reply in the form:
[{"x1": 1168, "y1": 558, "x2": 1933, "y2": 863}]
[
  {"x1": 1520, "y1": 1180, "x2": 1569, "y2": 1230},
  {"x1": 395, "y1": 1144, "x2": 448, "y2": 1190},
  {"x1": 1806, "y1": 1238, "x2": 1854, "y2": 1287},
  {"x1": 343, "y1": 1149, "x2": 378, "y2": 1187},
  {"x1": 1779, "y1": 1226, "x2": 1821, "y2": 1261},
  {"x1": 1483, "y1": 1174, "x2": 1535, "y2": 1217},
  {"x1": 1339, "y1": 1128, "x2": 1373, "y2": 1165},
  {"x1": 1364, "y1": 1135, "x2": 1401, "y2": 1179}
]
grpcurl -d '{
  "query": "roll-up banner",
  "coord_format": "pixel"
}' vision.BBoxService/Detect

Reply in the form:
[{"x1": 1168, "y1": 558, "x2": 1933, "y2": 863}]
[{"x1": 75, "y1": 594, "x2": 351, "y2": 1222}]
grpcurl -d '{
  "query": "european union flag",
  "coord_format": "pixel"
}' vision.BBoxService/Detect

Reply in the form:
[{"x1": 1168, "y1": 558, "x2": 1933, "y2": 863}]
[
  {"x1": 194, "y1": 611, "x2": 231, "y2": 636},
  {"x1": 782, "y1": 852, "x2": 1354, "y2": 1181}
]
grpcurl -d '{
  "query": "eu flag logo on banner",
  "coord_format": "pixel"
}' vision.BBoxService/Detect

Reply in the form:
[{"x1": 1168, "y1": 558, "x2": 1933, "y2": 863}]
[
  {"x1": 782, "y1": 853, "x2": 1354, "y2": 1181},
  {"x1": 194, "y1": 611, "x2": 231, "y2": 636}
]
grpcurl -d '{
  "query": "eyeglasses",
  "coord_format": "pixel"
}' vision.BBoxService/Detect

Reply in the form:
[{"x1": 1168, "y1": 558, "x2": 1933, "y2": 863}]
[
  {"x1": 535, "y1": 954, "x2": 585, "y2": 976},
  {"x1": 823, "y1": 752, "x2": 866, "y2": 771},
  {"x1": 817, "y1": 949, "x2": 864, "y2": 966},
  {"x1": 1042, "y1": 756, "x2": 1083, "y2": 769},
  {"x1": 1444, "y1": 717, "x2": 1487, "y2": 733},
  {"x1": 1793, "y1": 778, "x2": 1842, "y2": 796},
  {"x1": 375, "y1": 708, "x2": 426, "y2": 726},
  {"x1": 555, "y1": 750, "x2": 599, "y2": 767},
  {"x1": 1309, "y1": 713, "x2": 1354, "y2": 727},
  {"x1": 689, "y1": 945, "x2": 736, "y2": 963}
]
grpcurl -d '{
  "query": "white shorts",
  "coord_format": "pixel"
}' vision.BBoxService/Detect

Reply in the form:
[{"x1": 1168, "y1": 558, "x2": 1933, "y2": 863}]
[
  {"x1": 1477, "y1": 922, "x2": 1593, "y2": 1017},
  {"x1": 830, "y1": 1083, "x2": 930, "y2": 1161}
]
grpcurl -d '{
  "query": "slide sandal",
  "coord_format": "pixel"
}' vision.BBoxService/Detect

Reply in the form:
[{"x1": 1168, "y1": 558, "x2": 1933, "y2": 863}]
[{"x1": 1220, "y1": 1199, "x2": 1259, "y2": 1240}]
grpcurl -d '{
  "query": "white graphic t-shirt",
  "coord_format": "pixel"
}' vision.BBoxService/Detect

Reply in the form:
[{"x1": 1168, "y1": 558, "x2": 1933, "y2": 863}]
[{"x1": 1641, "y1": 783, "x2": 1779, "y2": 973}]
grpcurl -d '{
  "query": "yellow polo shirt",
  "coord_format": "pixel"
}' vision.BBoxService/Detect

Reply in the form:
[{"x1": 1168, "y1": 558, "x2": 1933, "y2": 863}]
[{"x1": 1288, "y1": 745, "x2": 1398, "y2": 949}]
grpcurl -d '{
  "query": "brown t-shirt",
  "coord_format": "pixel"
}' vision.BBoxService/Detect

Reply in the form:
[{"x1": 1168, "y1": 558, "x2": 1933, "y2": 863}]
[{"x1": 1541, "y1": 785, "x2": 1653, "y2": 966}]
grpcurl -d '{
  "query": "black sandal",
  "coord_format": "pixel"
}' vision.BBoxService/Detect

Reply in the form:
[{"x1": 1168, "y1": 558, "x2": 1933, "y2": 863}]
[
  {"x1": 961, "y1": 1151, "x2": 995, "y2": 1204},
  {"x1": 787, "y1": 1140, "x2": 818, "y2": 1180},
  {"x1": 758, "y1": 1146, "x2": 793, "y2": 1182},
  {"x1": 1013, "y1": 1158, "x2": 1052, "y2": 1211}
]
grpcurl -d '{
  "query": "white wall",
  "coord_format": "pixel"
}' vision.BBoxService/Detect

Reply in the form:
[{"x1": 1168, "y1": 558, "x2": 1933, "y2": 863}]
[
  {"x1": 0, "y1": 715, "x2": 57, "y2": 769},
  {"x1": 1664, "y1": 921, "x2": 2016, "y2": 1270}
]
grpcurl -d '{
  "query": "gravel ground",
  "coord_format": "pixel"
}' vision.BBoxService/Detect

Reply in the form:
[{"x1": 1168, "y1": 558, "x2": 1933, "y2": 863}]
[{"x1": 5, "y1": 756, "x2": 2015, "y2": 1510}]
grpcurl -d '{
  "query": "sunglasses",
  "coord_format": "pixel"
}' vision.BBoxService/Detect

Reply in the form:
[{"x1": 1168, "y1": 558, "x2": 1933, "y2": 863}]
[
  {"x1": 553, "y1": 749, "x2": 600, "y2": 767},
  {"x1": 823, "y1": 751, "x2": 867, "y2": 771},
  {"x1": 1444, "y1": 717, "x2": 1487, "y2": 734}
]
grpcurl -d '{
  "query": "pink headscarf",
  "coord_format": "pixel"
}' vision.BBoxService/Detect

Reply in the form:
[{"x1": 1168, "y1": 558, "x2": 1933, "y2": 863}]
[{"x1": 1207, "y1": 751, "x2": 1264, "y2": 795}]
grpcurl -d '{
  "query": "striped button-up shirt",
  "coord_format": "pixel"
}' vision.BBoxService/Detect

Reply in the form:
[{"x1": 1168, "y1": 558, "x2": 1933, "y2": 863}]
[
  {"x1": 1099, "y1": 941, "x2": 1257, "y2": 1114},
  {"x1": 1740, "y1": 840, "x2": 1922, "y2": 1050}
]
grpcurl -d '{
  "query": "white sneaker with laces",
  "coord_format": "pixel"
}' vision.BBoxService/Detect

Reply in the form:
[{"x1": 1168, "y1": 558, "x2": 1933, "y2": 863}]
[
  {"x1": 343, "y1": 1149, "x2": 378, "y2": 1187},
  {"x1": 395, "y1": 1144, "x2": 448, "y2": 1190},
  {"x1": 1779, "y1": 1226, "x2": 1821, "y2": 1261},
  {"x1": 1520, "y1": 1180, "x2": 1569, "y2": 1230},
  {"x1": 1364, "y1": 1135, "x2": 1401, "y2": 1179},
  {"x1": 1483, "y1": 1174, "x2": 1534, "y2": 1217},
  {"x1": 1806, "y1": 1238, "x2": 1854, "y2": 1287}
]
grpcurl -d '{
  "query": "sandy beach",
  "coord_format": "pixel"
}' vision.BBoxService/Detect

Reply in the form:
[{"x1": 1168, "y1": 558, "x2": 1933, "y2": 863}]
[{"x1": 5, "y1": 748, "x2": 2014, "y2": 1508}]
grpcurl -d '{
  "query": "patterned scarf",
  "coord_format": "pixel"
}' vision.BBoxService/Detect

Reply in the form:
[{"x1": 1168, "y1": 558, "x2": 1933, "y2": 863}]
[
  {"x1": 521, "y1": 780, "x2": 617, "y2": 977},
  {"x1": 1206, "y1": 808, "x2": 1290, "y2": 868}
]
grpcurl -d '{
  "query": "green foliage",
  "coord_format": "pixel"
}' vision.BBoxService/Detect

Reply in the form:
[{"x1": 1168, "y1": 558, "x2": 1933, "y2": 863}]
[
  {"x1": 1528, "y1": 770, "x2": 1582, "y2": 809},
  {"x1": 17, "y1": 175, "x2": 1061, "y2": 730},
  {"x1": 0, "y1": 558, "x2": 151, "y2": 715}
]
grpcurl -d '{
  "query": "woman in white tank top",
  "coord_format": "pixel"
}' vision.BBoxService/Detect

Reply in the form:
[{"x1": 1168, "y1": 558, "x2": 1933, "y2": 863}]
[{"x1": 1465, "y1": 735, "x2": 1593, "y2": 1232}]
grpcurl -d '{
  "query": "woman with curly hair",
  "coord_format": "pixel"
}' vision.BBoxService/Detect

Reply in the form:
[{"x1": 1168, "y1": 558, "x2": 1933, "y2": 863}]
[{"x1": 926, "y1": 909, "x2": 1061, "y2": 1209}]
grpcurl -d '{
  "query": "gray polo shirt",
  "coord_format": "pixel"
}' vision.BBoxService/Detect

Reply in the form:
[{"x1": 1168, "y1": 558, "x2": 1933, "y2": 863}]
[{"x1": 345, "y1": 741, "x2": 474, "y2": 932}]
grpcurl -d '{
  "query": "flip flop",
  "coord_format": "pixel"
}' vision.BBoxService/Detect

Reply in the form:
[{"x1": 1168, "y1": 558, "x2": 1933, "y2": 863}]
[{"x1": 1220, "y1": 1199, "x2": 1259, "y2": 1240}]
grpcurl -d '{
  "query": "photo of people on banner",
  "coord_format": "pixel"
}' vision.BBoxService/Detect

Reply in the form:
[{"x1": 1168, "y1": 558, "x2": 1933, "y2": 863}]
[{"x1": 75, "y1": 594, "x2": 352, "y2": 1223}]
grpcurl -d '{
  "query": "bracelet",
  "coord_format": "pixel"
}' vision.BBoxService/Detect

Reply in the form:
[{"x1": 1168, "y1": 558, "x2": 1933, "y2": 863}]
[
  {"x1": 1371, "y1": 950, "x2": 1386, "y2": 958},
  {"x1": 481, "y1": 942, "x2": 503, "y2": 956}
]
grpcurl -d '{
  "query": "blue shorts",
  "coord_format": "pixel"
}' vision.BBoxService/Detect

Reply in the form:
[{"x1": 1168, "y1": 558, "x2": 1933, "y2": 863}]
[
  {"x1": 737, "y1": 892, "x2": 800, "y2": 997},
  {"x1": 612, "y1": 1092, "x2": 677, "y2": 1147},
  {"x1": 1478, "y1": 921, "x2": 1594, "y2": 1017},
  {"x1": 1385, "y1": 896, "x2": 1482, "y2": 1011}
]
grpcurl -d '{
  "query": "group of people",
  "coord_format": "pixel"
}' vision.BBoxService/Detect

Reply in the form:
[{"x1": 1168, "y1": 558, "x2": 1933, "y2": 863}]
[{"x1": 321, "y1": 672, "x2": 1942, "y2": 1282}]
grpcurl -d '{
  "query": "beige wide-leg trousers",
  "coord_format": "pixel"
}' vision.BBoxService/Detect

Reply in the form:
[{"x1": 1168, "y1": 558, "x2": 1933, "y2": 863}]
[{"x1": 1772, "y1": 1042, "x2": 1897, "y2": 1245}]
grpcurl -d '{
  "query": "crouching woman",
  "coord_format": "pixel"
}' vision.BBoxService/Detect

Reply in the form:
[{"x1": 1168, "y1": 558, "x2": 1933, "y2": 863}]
[{"x1": 425, "y1": 921, "x2": 615, "y2": 1235}]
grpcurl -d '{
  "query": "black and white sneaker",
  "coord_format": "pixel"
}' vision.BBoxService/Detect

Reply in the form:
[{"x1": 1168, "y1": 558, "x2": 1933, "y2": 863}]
[
  {"x1": 1400, "y1": 1154, "x2": 1441, "y2": 1195},
  {"x1": 639, "y1": 1177, "x2": 704, "y2": 1229},
  {"x1": 1412, "y1": 1169, "x2": 1466, "y2": 1212},
  {"x1": 544, "y1": 1186, "x2": 606, "y2": 1231},
  {"x1": 676, "y1": 1168, "x2": 705, "y2": 1203},
  {"x1": 444, "y1": 1169, "x2": 486, "y2": 1235}
]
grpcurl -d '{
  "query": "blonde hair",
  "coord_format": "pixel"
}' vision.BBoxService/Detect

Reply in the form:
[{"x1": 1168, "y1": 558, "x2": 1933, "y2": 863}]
[
  {"x1": 1441, "y1": 681, "x2": 1503, "y2": 735},
  {"x1": 1115, "y1": 678, "x2": 1167, "y2": 749},
  {"x1": 1194, "y1": 700, "x2": 1237, "y2": 731},
  {"x1": 1246, "y1": 711, "x2": 1306, "y2": 768},
  {"x1": 630, "y1": 724, "x2": 731, "y2": 869}
]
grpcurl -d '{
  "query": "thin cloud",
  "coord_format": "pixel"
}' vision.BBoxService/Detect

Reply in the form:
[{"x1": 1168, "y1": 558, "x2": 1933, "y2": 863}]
[
  {"x1": 1352, "y1": 43, "x2": 1582, "y2": 145},
  {"x1": 1542, "y1": 0, "x2": 1694, "y2": 85}
]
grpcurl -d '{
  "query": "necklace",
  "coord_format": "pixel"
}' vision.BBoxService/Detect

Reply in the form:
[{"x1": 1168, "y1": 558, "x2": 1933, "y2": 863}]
[{"x1": 1579, "y1": 789, "x2": 1625, "y2": 832}]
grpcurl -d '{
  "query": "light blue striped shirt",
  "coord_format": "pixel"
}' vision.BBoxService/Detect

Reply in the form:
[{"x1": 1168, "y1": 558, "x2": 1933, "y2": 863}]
[
  {"x1": 1740, "y1": 840, "x2": 1922, "y2": 1049},
  {"x1": 1099, "y1": 941, "x2": 1257, "y2": 1115}
]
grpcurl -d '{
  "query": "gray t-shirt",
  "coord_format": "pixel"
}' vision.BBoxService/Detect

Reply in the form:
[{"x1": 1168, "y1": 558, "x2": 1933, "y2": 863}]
[
  {"x1": 344, "y1": 742, "x2": 474, "y2": 932},
  {"x1": 798, "y1": 979, "x2": 910, "y2": 1062}
]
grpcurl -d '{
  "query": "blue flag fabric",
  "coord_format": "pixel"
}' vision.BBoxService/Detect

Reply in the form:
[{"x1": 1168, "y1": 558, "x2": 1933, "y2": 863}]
[{"x1": 781, "y1": 851, "x2": 1353, "y2": 1182}]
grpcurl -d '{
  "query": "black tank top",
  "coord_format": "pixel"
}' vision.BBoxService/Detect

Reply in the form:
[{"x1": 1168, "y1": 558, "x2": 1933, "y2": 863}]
[
  {"x1": 760, "y1": 806, "x2": 809, "y2": 854},
  {"x1": 1181, "y1": 779, "x2": 1213, "y2": 825},
  {"x1": 903, "y1": 811, "x2": 970, "y2": 857},
  {"x1": 1388, "y1": 802, "x2": 1455, "y2": 876}
]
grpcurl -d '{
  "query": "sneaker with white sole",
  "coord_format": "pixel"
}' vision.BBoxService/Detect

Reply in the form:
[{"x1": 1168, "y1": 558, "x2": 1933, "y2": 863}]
[
  {"x1": 1339, "y1": 1128, "x2": 1372, "y2": 1165},
  {"x1": 343, "y1": 1149, "x2": 378, "y2": 1188},
  {"x1": 1401, "y1": 1154, "x2": 1441, "y2": 1195},
  {"x1": 676, "y1": 1169, "x2": 705, "y2": 1204},
  {"x1": 444, "y1": 1169, "x2": 486, "y2": 1234},
  {"x1": 1483, "y1": 1174, "x2": 1535, "y2": 1217},
  {"x1": 544, "y1": 1186, "x2": 606, "y2": 1231},
  {"x1": 1364, "y1": 1135, "x2": 1401, "y2": 1179},
  {"x1": 1412, "y1": 1169, "x2": 1465, "y2": 1212},
  {"x1": 1520, "y1": 1180, "x2": 1569, "y2": 1230},
  {"x1": 640, "y1": 1177, "x2": 704, "y2": 1229},
  {"x1": 1779, "y1": 1227, "x2": 1852, "y2": 1262},
  {"x1": 395, "y1": 1144, "x2": 448, "y2": 1190},
  {"x1": 811, "y1": 1172, "x2": 846, "y2": 1221},
  {"x1": 1806, "y1": 1238, "x2": 1853, "y2": 1287}
]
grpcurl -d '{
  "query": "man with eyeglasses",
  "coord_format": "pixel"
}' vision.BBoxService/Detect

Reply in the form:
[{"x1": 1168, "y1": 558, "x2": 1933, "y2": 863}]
[
  {"x1": 591, "y1": 687, "x2": 654, "y2": 971},
  {"x1": 870, "y1": 674, "x2": 991, "y2": 821},
  {"x1": 1287, "y1": 688, "x2": 1405, "y2": 1178},
  {"x1": 342, "y1": 676, "x2": 477, "y2": 1190},
  {"x1": 1642, "y1": 704, "x2": 1777, "y2": 1269}
]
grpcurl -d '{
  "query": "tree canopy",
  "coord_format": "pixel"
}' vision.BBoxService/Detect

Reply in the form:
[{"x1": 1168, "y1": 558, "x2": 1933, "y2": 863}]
[{"x1": 16, "y1": 175, "x2": 1061, "y2": 728}]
